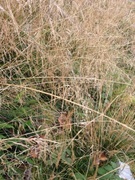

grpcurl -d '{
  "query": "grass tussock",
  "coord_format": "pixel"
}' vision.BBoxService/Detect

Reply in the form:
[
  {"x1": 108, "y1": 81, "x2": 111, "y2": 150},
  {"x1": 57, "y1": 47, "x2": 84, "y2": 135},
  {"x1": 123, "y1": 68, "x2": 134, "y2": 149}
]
[{"x1": 0, "y1": 0, "x2": 135, "y2": 179}]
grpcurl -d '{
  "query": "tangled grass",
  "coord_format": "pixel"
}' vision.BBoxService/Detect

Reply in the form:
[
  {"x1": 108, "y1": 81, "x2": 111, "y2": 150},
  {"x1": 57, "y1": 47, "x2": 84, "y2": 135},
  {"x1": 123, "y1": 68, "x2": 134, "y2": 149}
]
[{"x1": 0, "y1": 0, "x2": 135, "y2": 179}]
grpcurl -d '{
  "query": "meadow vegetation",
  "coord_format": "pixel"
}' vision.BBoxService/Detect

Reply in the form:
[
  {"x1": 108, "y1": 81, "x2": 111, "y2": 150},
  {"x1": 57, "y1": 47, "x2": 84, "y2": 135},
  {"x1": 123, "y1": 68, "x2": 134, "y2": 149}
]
[{"x1": 0, "y1": 0, "x2": 135, "y2": 179}]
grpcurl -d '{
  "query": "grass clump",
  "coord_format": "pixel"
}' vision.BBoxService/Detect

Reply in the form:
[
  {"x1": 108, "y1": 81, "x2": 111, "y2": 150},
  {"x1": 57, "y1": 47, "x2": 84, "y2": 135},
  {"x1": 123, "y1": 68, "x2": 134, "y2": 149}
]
[{"x1": 0, "y1": 0, "x2": 135, "y2": 179}]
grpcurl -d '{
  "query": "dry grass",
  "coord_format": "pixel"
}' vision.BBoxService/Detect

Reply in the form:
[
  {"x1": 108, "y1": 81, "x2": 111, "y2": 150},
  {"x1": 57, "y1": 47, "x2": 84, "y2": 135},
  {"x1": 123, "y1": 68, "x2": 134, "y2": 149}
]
[{"x1": 0, "y1": 0, "x2": 135, "y2": 179}]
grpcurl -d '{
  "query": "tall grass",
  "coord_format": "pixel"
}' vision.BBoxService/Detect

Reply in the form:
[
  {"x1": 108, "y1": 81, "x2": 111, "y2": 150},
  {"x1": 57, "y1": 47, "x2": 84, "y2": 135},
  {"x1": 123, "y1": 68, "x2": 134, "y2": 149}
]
[{"x1": 0, "y1": 0, "x2": 135, "y2": 179}]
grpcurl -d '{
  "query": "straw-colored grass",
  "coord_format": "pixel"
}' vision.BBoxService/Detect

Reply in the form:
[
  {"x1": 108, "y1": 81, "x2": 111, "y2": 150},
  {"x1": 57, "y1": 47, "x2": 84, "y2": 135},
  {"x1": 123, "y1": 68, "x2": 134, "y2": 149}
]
[{"x1": 0, "y1": 0, "x2": 135, "y2": 179}]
